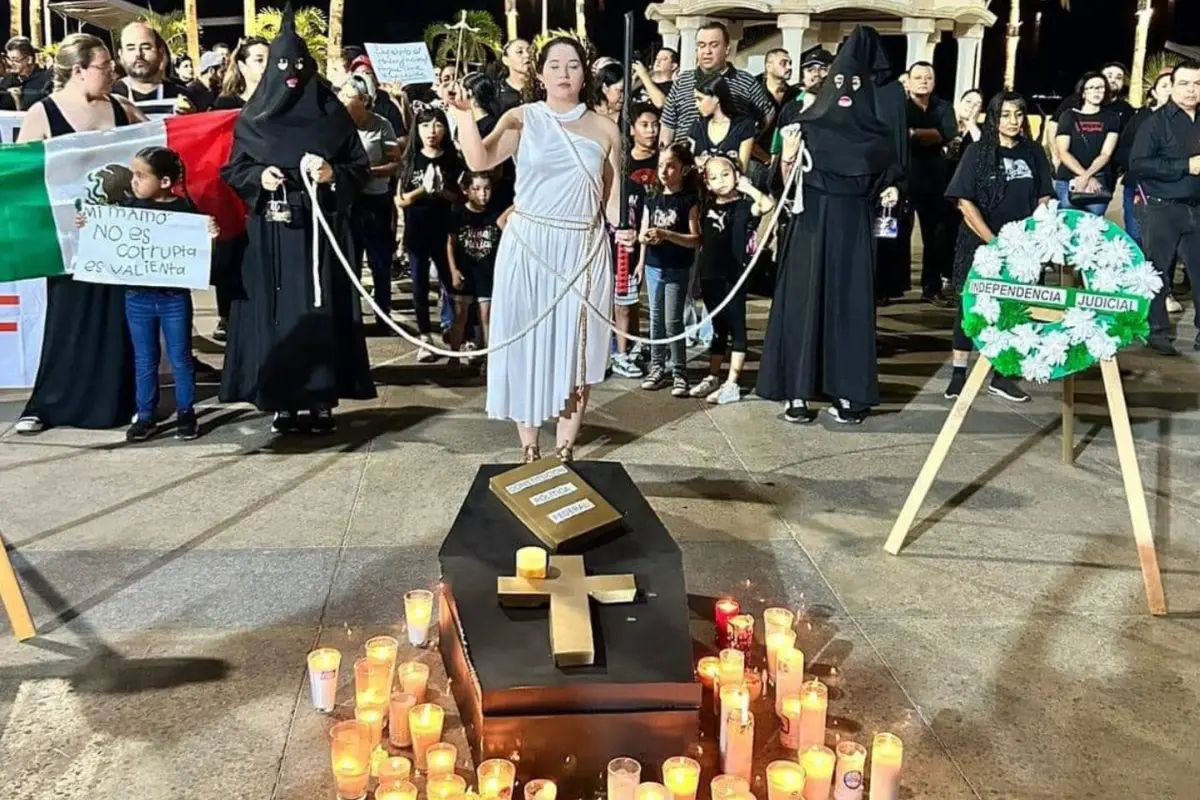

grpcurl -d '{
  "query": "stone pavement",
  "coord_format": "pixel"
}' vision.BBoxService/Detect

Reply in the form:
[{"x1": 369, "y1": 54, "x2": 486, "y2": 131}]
[{"x1": 1, "y1": 285, "x2": 1199, "y2": 800}]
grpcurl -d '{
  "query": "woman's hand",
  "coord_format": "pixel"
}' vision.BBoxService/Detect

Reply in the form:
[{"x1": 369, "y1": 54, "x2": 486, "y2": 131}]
[
  {"x1": 634, "y1": 262, "x2": 645, "y2": 284},
  {"x1": 261, "y1": 166, "x2": 286, "y2": 191},
  {"x1": 641, "y1": 227, "x2": 663, "y2": 245},
  {"x1": 614, "y1": 228, "x2": 637, "y2": 251},
  {"x1": 880, "y1": 187, "x2": 900, "y2": 209},
  {"x1": 780, "y1": 126, "x2": 802, "y2": 163},
  {"x1": 445, "y1": 82, "x2": 473, "y2": 113},
  {"x1": 736, "y1": 175, "x2": 756, "y2": 196}
]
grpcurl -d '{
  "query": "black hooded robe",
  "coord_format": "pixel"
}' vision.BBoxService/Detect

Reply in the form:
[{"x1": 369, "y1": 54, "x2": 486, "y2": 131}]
[
  {"x1": 757, "y1": 26, "x2": 904, "y2": 411},
  {"x1": 218, "y1": 6, "x2": 375, "y2": 412}
]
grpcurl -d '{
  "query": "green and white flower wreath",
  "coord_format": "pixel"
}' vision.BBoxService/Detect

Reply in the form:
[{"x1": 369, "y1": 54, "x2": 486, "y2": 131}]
[{"x1": 960, "y1": 202, "x2": 1162, "y2": 383}]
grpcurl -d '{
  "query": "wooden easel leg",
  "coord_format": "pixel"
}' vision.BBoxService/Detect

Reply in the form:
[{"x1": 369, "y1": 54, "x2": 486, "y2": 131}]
[
  {"x1": 1061, "y1": 375, "x2": 1075, "y2": 465},
  {"x1": 0, "y1": 539, "x2": 36, "y2": 641},
  {"x1": 885, "y1": 357, "x2": 991, "y2": 555},
  {"x1": 1099, "y1": 357, "x2": 1167, "y2": 616}
]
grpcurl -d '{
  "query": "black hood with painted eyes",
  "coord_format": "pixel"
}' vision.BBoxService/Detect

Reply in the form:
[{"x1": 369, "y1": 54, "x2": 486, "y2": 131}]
[{"x1": 234, "y1": 3, "x2": 357, "y2": 166}]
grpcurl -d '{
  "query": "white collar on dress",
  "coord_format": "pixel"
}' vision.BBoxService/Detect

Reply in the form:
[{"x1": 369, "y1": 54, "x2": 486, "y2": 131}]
[{"x1": 541, "y1": 101, "x2": 588, "y2": 123}]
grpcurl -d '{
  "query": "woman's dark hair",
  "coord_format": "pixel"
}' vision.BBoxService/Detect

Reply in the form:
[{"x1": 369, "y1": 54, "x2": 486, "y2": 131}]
[
  {"x1": 220, "y1": 36, "x2": 270, "y2": 99},
  {"x1": 591, "y1": 62, "x2": 623, "y2": 108},
  {"x1": 1148, "y1": 72, "x2": 1173, "y2": 109},
  {"x1": 960, "y1": 87, "x2": 983, "y2": 102},
  {"x1": 399, "y1": 106, "x2": 456, "y2": 189},
  {"x1": 535, "y1": 37, "x2": 594, "y2": 107},
  {"x1": 134, "y1": 146, "x2": 190, "y2": 201},
  {"x1": 174, "y1": 54, "x2": 192, "y2": 70},
  {"x1": 1074, "y1": 71, "x2": 1112, "y2": 107},
  {"x1": 460, "y1": 169, "x2": 493, "y2": 191},
  {"x1": 660, "y1": 142, "x2": 701, "y2": 197},
  {"x1": 695, "y1": 73, "x2": 739, "y2": 120},
  {"x1": 463, "y1": 71, "x2": 502, "y2": 119},
  {"x1": 965, "y1": 93, "x2": 1031, "y2": 216}
]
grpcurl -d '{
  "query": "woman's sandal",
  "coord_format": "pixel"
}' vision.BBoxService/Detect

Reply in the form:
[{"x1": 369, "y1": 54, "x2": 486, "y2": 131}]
[
  {"x1": 521, "y1": 444, "x2": 541, "y2": 464},
  {"x1": 555, "y1": 444, "x2": 574, "y2": 463}
]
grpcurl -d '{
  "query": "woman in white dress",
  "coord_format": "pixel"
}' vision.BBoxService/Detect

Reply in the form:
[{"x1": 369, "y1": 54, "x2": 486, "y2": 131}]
[{"x1": 451, "y1": 38, "x2": 634, "y2": 462}]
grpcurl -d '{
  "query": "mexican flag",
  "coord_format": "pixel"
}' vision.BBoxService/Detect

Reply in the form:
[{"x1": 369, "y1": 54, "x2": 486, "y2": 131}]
[{"x1": 0, "y1": 110, "x2": 245, "y2": 283}]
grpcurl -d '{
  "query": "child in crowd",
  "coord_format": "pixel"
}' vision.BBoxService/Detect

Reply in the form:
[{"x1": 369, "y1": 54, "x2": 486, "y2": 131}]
[
  {"x1": 398, "y1": 106, "x2": 463, "y2": 362},
  {"x1": 638, "y1": 144, "x2": 701, "y2": 396},
  {"x1": 447, "y1": 171, "x2": 505, "y2": 367},
  {"x1": 611, "y1": 102, "x2": 662, "y2": 379},
  {"x1": 75, "y1": 147, "x2": 218, "y2": 441},
  {"x1": 691, "y1": 155, "x2": 773, "y2": 404}
]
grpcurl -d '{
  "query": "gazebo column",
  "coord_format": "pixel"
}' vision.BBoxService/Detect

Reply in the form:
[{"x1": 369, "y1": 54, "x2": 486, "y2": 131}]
[
  {"x1": 677, "y1": 16, "x2": 706, "y2": 71},
  {"x1": 777, "y1": 13, "x2": 811, "y2": 66},
  {"x1": 902, "y1": 17, "x2": 938, "y2": 67},
  {"x1": 658, "y1": 19, "x2": 680, "y2": 53},
  {"x1": 953, "y1": 23, "x2": 985, "y2": 95}
]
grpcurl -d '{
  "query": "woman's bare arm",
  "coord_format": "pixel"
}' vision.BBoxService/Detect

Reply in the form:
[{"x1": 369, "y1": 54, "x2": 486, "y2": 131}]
[
  {"x1": 455, "y1": 106, "x2": 521, "y2": 172},
  {"x1": 602, "y1": 117, "x2": 625, "y2": 229},
  {"x1": 15, "y1": 103, "x2": 47, "y2": 142}
]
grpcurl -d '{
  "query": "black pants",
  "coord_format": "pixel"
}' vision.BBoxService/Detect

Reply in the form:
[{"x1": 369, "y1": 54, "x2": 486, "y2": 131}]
[
  {"x1": 700, "y1": 277, "x2": 747, "y2": 357},
  {"x1": 951, "y1": 303, "x2": 973, "y2": 352},
  {"x1": 353, "y1": 193, "x2": 398, "y2": 316},
  {"x1": 1141, "y1": 201, "x2": 1200, "y2": 341},
  {"x1": 905, "y1": 190, "x2": 952, "y2": 296}
]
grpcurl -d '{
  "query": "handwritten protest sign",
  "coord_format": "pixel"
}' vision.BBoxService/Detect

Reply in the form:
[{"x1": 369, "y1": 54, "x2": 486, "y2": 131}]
[
  {"x1": 365, "y1": 42, "x2": 436, "y2": 85},
  {"x1": 73, "y1": 204, "x2": 212, "y2": 290}
]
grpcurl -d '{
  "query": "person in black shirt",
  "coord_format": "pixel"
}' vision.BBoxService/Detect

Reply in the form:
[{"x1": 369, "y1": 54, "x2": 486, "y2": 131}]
[
  {"x1": 447, "y1": 172, "x2": 504, "y2": 359},
  {"x1": 944, "y1": 92, "x2": 1053, "y2": 402},
  {"x1": 1, "y1": 36, "x2": 53, "y2": 110},
  {"x1": 1129, "y1": 60, "x2": 1200, "y2": 355},
  {"x1": 111, "y1": 23, "x2": 195, "y2": 117},
  {"x1": 632, "y1": 47, "x2": 678, "y2": 109},
  {"x1": 1053, "y1": 72, "x2": 1120, "y2": 215},
  {"x1": 212, "y1": 37, "x2": 270, "y2": 111},
  {"x1": 688, "y1": 74, "x2": 757, "y2": 172},
  {"x1": 496, "y1": 39, "x2": 533, "y2": 113},
  {"x1": 1117, "y1": 70, "x2": 1174, "y2": 248}
]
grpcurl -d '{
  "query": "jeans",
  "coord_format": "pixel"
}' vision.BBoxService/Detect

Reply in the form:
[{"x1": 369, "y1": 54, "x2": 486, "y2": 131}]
[
  {"x1": 125, "y1": 289, "x2": 194, "y2": 420},
  {"x1": 1141, "y1": 201, "x2": 1200, "y2": 341},
  {"x1": 1054, "y1": 179, "x2": 1109, "y2": 217},
  {"x1": 407, "y1": 249, "x2": 452, "y2": 336},
  {"x1": 353, "y1": 193, "x2": 397, "y2": 317},
  {"x1": 1123, "y1": 183, "x2": 1142, "y2": 246},
  {"x1": 646, "y1": 265, "x2": 690, "y2": 376}
]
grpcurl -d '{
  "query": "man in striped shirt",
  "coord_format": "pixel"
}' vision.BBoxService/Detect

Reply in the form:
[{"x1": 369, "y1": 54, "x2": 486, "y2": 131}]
[{"x1": 659, "y1": 21, "x2": 776, "y2": 147}]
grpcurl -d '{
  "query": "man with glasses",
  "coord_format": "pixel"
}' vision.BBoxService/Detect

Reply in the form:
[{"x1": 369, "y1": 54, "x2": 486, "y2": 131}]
[{"x1": 0, "y1": 36, "x2": 52, "y2": 111}]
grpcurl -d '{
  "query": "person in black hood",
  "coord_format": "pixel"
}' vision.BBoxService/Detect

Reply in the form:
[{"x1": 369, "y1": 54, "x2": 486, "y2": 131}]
[
  {"x1": 757, "y1": 25, "x2": 904, "y2": 426},
  {"x1": 218, "y1": 3, "x2": 375, "y2": 434}
]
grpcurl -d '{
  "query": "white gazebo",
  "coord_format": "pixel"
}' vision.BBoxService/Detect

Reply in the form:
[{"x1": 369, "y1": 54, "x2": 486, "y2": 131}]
[{"x1": 646, "y1": 0, "x2": 996, "y2": 97}]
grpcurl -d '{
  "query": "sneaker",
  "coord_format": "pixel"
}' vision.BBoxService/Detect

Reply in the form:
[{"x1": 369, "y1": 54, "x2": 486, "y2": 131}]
[
  {"x1": 14, "y1": 416, "x2": 43, "y2": 434},
  {"x1": 944, "y1": 368, "x2": 967, "y2": 399},
  {"x1": 175, "y1": 409, "x2": 199, "y2": 440},
  {"x1": 126, "y1": 417, "x2": 157, "y2": 442},
  {"x1": 212, "y1": 318, "x2": 228, "y2": 343},
  {"x1": 612, "y1": 353, "x2": 644, "y2": 379},
  {"x1": 310, "y1": 408, "x2": 336, "y2": 435},
  {"x1": 689, "y1": 375, "x2": 721, "y2": 398},
  {"x1": 462, "y1": 341, "x2": 481, "y2": 365},
  {"x1": 417, "y1": 335, "x2": 438, "y2": 363},
  {"x1": 633, "y1": 342, "x2": 650, "y2": 365},
  {"x1": 671, "y1": 376, "x2": 690, "y2": 398},
  {"x1": 783, "y1": 400, "x2": 816, "y2": 424},
  {"x1": 710, "y1": 382, "x2": 741, "y2": 405},
  {"x1": 1166, "y1": 296, "x2": 1183, "y2": 313},
  {"x1": 271, "y1": 411, "x2": 300, "y2": 434},
  {"x1": 826, "y1": 400, "x2": 867, "y2": 425},
  {"x1": 988, "y1": 374, "x2": 1031, "y2": 403},
  {"x1": 1147, "y1": 337, "x2": 1180, "y2": 357},
  {"x1": 641, "y1": 366, "x2": 668, "y2": 390}
]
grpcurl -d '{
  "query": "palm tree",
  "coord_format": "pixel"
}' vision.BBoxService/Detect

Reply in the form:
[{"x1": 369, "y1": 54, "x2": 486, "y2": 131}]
[
  {"x1": 252, "y1": 6, "x2": 329, "y2": 72},
  {"x1": 423, "y1": 10, "x2": 503, "y2": 69},
  {"x1": 328, "y1": 0, "x2": 343, "y2": 75},
  {"x1": 138, "y1": 10, "x2": 189, "y2": 53},
  {"x1": 184, "y1": 0, "x2": 200, "y2": 63},
  {"x1": 1003, "y1": 0, "x2": 1020, "y2": 91}
]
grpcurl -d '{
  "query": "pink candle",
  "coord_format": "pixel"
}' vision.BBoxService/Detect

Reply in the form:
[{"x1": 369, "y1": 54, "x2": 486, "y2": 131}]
[{"x1": 714, "y1": 597, "x2": 740, "y2": 648}]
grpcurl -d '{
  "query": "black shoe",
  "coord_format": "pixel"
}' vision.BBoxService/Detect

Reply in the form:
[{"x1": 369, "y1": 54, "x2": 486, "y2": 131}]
[
  {"x1": 310, "y1": 408, "x2": 336, "y2": 435},
  {"x1": 126, "y1": 418, "x2": 157, "y2": 442},
  {"x1": 944, "y1": 368, "x2": 967, "y2": 399},
  {"x1": 212, "y1": 318, "x2": 227, "y2": 343},
  {"x1": 988, "y1": 374, "x2": 1031, "y2": 403},
  {"x1": 1193, "y1": 338, "x2": 1200, "y2": 353},
  {"x1": 175, "y1": 409, "x2": 199, "y2": 440},
  {"x1": 1147, "y1": 338, "x2": 1180, "y2": 357},
  {"x1": 193, "y1": 356, "x2": 220, "y2": 379},
  {"x1": 825, "y1": 400, "x2": 867, "y2": 425},
  {"x1": 783, "y1": 400, "x2": 816, "y2": 424},
  {"x1": 271, "y1": 411, "x2": 300, "y2": 434}
]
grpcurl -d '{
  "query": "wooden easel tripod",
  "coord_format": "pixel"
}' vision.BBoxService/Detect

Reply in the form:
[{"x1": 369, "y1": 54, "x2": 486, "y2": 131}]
[
  {"x1": 0, "y1": 536, "x2": 35, "y2": 640},
  {"x1": 884, "y1": 354, "x2": 1167, "y2": 616}
]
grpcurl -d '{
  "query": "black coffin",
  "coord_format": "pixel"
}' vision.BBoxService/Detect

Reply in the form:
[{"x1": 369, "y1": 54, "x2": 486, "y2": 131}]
[{"x1": 438, "y1": 461, "x2": 700, "y2": 791}]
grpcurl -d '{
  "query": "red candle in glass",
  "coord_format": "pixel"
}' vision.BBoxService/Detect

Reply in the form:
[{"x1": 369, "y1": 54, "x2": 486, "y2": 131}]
[{"x1": 714, "y1": 597, "x2": 740, "y2": 648}]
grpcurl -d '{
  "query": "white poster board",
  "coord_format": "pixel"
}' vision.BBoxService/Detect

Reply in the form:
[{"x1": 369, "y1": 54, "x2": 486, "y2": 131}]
[
  {"x1": 73, "y1": 204, "x2": 213, "y2": 290},
  {"x1": 365, "y1": 42, "x2": 437, "y2": 85},
  {"x1": 0, "y1": 110, "x2": 23, "y2": 143},
  {"x1": 0, "y1": 279, "x2": 46, "y2": 389}
]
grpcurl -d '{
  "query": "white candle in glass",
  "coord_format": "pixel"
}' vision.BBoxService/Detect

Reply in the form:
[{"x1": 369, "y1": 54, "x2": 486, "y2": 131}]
[
  {"x1": 834, "y1": 741, "x2": 867, "y2": 800},
  {"x1": 778, "y1": 691, "x2": 802, "y2": 749},
  {"x1": 408, "y1": 703, "x2": 445, "y2": 770},
  {"x1": 661, "y1": 757, "x2": 700, "y2": 800},
  {"x1": 720, "y1": 708, "x2": 754, "y2": 781},
  {"x1": 766, "y1": 628, "x2": 796, "y2": 684},
  {"x1": 800, "y1": 745, "x2": 835, "y2": 800},
  {"x1": 718, "y1": 648, "x2": 745, "y2": 688},
  {"x1": 763, "y1": 607, "x2": 795, "y2": 636},
  {"x1": 718, "y1": 684, "x2": 750, "y2": 753},
  {"x1": 515, "y1": 546, "x2": 548, "y2": 579},
  {"x1": 425, "y1": 742, "x2": 457, "y2": 778},
  {"x1": 523, "y1": 779, "x2": 557, "y2": 800},
  {"x1": 307, "y1": 648, "x2": 341, "y2": 712},
  {"x1": 634, "y1": 783, "x2": 670, "y2": 800},
  {"x1": 797, "y1": 679, "x2": 828, "y2": 749},
  {"x1": 869, "y1": 733, "x2": 903, "y2": 800},
  {"x1": 766, "y1": 759, "x2": 806, "y2": 800},
  {"x1": 404, "y1": 589, "x2": 434, "y2": 646},
  {"x1": 710, "y1": 775, "x2": 751, "y2": 800},
  {"x1": 397, "y1": 661, "x2": 430, "y2": 704},
  {"x1": 477, "y1": 758, "x2": 517, "y2": 799},
  {"x1": 607, "y1": 757, "x2": 641, "y2": 800},
  {"x1": 427, "y1": 774, "x2": 468, "y2": 800},
  {"x1": 774, "y1": 646, "x2": 805, "y2": 716},
  {"x1": 388, "y1": 691, "x2": 416, "y2": 748}
]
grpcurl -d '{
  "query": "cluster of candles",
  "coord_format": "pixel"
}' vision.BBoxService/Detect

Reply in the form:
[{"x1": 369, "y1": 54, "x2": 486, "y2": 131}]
[{"x1": 695, "y1": 597, "x2": 905, "y2": 800}]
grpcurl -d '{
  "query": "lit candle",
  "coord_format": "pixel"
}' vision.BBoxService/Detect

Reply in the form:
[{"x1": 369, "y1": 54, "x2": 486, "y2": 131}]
[
  {"x1": 766, "y1": 759, "x2": 806, "y2": 800},
  {"x1": 516, "y1": 546, "x2": 548, "y2": 579},
  {"x1": 800, "y1": 745, "x2": 835, "y2": 800},
  {"x1": 727, "y1": 614, "x2": 754, "y2": 653},
  {"x1": 376, "y1": 781, "x2": 418, "y2": 800},
  {"x1": 718, "y1": 684, "x2": 750, "y2": 751},
  {"x1": 798, "y1": 680, "x2": 828, "y2": 749},
  {"x1": 354, "y1": 656, "x2": 390, "y2": 708},
  {"x1": 720, "y1": 708, "x2": 754, "y2": 781},
  {"x1": 388, "y1": 691, "x2": 416, "y2": 748},
  {"x1": 766, "y1": 628, "x2": 796, "y2": 684},
  {"x1": 408, "y1": 703, "x2": 445, "y2": 770},
  {"x1": 743, "y1": 669, "x2": 764, "y2": 701},
  {"x1": 404, "y1": 589, "x2": 434, "y2": 646},
  {"x1": 378, "y1": 755, "x2": 413, "y2": 786},
  {"x1": 370, "y1": 745, "x2": 389, "y2": 778},
  {"x1": 868, "y1": 733, "x2": 903, "y2": 800},
  {"x1": 762, "y1": 607, "x2": 795, "y2": 636},
  {"x1": 661, "y1": 756, "x2": 700, "y2": 800},
  {"x1": 774, "y1": 646, "x2": 805, "y2": 716},
  {"x1": 307, "y1": 647, "x2": 341, "y2": 712},
  {"x1": 477, "y1": 758, "x2": 517, "y2": 799},
  {"x1": 354, "y1": 703, "x2": 386, "y2": 750},
  {"x1": 713, "y1": 597, "x2": 740, "y2": 647},
  {"x1": 634, "y1": 783, "x2": 670, "y2": 800},
  {"x1": 718, "y1": 648, "x2": 745, "y2": 688},
  {"x1": 833, "y1": 741, "x2": 867, "y2": 800},
  {"x1": 523, "y1": 779, "x2": 558, "y2": 800},
  {"x1": 607, "y1": 757, "x2": 641, "y2": 800},
  {"x1": 330, "y1": 720, "x2": 372, "y2": 800},
  {"x1": 710, "y1": 775, "x2": 750, "y2": 800},
  {"x1": 696, "y1": 656, "x2": 720, "y2": 691},
  {"x1": 725, "y1": 795, "x2": 756, "y2": 800},
  {"x1": 427, "y1": 774, "x2": 468, "y2": 800},
  {"x1": 425, "y1": 742, "x2": 457, "y2": 778},
  {"x1": 398, "y1": 661, "x2": 431, "y2": 704},
  {"x1": 778, "y1": 692, "x2": 802, "y2": 749},
  {"x1": 365, "y1": 635, "x2": 400, "y2": 696}
]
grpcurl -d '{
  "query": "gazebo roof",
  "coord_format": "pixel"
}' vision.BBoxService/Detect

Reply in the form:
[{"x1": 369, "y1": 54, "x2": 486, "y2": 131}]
[{"x1": 646, "y1": 0, "x2": 997, "y2": 26}]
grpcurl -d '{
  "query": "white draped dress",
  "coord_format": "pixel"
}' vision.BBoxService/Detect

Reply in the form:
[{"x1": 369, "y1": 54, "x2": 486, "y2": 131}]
[{"x1": 486, "y1": 102, "x2": 613, "y2": 427}]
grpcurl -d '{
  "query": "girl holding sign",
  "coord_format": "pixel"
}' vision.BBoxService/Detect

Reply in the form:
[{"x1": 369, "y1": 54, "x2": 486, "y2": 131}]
[{"x1": 75, "y1": 147, "x2": 219, "y2": 441}]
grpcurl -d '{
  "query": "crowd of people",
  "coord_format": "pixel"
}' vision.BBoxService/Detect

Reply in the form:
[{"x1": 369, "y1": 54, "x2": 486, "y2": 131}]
[{"x1": 4, "y1": 15, "x2": 1199, "y2": 457}]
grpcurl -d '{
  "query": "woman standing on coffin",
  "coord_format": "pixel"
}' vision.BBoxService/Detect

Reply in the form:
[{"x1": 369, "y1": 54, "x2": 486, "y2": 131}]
[{"x1": 756, "y1": 26, "x2": 903, "y2": 427}]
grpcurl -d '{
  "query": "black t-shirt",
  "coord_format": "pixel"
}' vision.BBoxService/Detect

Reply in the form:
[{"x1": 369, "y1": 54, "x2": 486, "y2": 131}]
[
  {"x1": 211, "y1": 95, "x2": 246, "y2": 110},
  {"x1": 644, "y1": 191, "x2": 697, "y2": 272},
  {"x1": 0, "y1": 67, "x2": 52, "y2": 111},
  {"x1": 374, "y1": 93, "x2": 407, "y2": 137},
  {"x1": 111, "y1": 78, "x2": 195, "y2": 117},
  {"x1": 1053, "y1": 94, "x2": 1135, "y2": 131},
  {"x1": 687, "y1": 116, "x2": 757, "y2": 164},
  {"x1": 906, "y1": 95, "x2": 956, "y2": 192},
  {"x1": 496, "y1": 80, "x2": 525, "y2": 114},
  {"x1": 754, "y1": 80, "x2": 800, "y2": 155},
  {"x1": 1053, "y1": 108, "x2": 1121, "y2": 182},
  {"x1": 451, "y1": 204, "x2": 502, "y2": 272},
  {"x1": 946, "y1": 140, "x2": 1053, "y2": 234},
  {"x1": 402, "y1": 149, "x2": 464, "y2": 254},
  {"x1": 624, "y1": 150, "x2": 659, "y2": 266},
  {"x1": 699, "y1": 197, "x2": 755, "y2": 281},
  {"x1": 635, "y1": 79, "x2": 673, "y2": 106}
]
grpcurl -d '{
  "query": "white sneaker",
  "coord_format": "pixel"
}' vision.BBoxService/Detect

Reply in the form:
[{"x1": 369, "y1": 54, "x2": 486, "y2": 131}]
[
  {"x1": 689, "y1": 375, "x2": 721, "y2": 398},
  {"x1": 714, "y1": 382, "x2": 742, "y2": 405},
  {"x1": 14, "y1": 416, "x2": 43, "y2": 434},
  {"x1": 1166, "y1": 296, "x2": 1183, "y2": 313},
  {"x1": 417, "y1": 335, "x2": 438, "y2": 363},
  {"x1": 611, "y1": 353, "x2": 644, "y2": 379}
]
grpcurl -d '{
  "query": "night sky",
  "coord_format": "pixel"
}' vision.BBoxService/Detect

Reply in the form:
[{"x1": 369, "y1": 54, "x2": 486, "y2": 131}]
[{"x1": 3, "y1": 0, "x2": 1196, "y2": 100}]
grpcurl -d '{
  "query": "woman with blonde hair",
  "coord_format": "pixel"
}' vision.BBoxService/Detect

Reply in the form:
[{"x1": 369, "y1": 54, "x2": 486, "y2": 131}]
[{"x1": 15, "y1": 34, "x2": 147, "y2": 434}]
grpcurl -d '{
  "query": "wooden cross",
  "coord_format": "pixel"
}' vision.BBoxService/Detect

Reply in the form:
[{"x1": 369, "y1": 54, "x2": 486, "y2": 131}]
[{"x1": 497, "y1": 555, "x2": 636, "y2": 667}]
